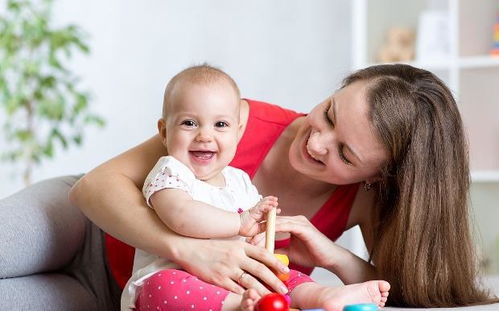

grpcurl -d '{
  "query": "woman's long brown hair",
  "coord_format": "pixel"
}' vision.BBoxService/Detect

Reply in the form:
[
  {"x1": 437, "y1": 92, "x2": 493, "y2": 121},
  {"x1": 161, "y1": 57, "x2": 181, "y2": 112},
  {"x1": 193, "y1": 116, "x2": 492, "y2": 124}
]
[{"x1": 343, "y1": 64, "x2": 498, "y2": 307}]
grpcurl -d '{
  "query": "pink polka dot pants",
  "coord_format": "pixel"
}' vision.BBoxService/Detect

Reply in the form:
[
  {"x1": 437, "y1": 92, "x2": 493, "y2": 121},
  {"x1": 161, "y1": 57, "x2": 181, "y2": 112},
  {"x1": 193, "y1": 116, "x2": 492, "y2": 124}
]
[
  {"x1": 135, "y1": 269, "x2": 229, "y2": 311},
  {"x1": 135, "y1": 268, "x2": 313, "y2": 310}
]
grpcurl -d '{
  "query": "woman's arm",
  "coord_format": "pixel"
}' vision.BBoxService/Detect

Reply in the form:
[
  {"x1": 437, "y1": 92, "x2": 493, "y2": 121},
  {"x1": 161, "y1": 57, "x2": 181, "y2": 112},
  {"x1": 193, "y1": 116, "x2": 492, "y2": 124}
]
[
  {"x1": 69, "y1": 135, "x2": 288, "y2": 295},
  {"x1": 69, "y1": 135, "x2": 172, "y2": 256},
  {"x1": 325, "y1": 221, "x2": 378, "y2": 284},
  {"x1": 330, "y1": 186, "x2": 379, "y2": 283},
  {"x1": 274, "y1": 215, "x2": 377, "y2": 285}
]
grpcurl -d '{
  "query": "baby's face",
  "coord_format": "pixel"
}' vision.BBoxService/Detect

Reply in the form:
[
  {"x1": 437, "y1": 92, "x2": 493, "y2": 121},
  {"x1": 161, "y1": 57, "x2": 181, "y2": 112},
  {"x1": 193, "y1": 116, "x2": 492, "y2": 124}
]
[{"x1": 164, "y1": 80, "x2": 241, "y2": 184}]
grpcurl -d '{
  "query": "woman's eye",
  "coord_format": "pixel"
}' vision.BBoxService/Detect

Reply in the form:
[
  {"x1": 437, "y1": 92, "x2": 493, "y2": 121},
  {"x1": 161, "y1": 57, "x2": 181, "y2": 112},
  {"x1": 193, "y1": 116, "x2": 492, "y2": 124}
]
[
  {"x1": 215, "y1": 121, "x2": 229, "y2": 128},
  {"x1": 338, "y1": 145, "x2": 352, "y2": 165},
  {"x1": 324, "y1": 107, "x2": 334, "y2": 126}
]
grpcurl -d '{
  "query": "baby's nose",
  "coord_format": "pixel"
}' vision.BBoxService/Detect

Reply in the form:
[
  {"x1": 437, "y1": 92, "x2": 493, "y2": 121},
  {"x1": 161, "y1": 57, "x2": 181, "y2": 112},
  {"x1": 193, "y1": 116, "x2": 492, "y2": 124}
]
[{"x1": 195, "y1": 128, "x2": 213, "y2": 142}]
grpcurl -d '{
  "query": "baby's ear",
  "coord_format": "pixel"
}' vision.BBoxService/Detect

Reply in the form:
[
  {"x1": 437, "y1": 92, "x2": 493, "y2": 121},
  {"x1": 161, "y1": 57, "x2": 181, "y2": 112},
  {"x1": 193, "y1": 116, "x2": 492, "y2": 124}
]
[{"x1": 157, "y1": 118, "x2": 167, "y2": 144}]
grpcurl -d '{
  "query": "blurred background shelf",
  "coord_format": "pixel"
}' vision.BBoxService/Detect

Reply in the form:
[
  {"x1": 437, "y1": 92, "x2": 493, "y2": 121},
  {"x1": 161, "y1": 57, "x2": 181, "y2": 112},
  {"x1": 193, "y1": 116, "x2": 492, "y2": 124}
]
[
  {"x1": 459, "y1": 55, "x2": 499, "y2": 69},
  {"x1": 471, "y1": 170, "x2": 499, "y2": 183},
  {"x1": 369, "y1": 55, "x2": 499, "y2": 72},
  {"x1": 352, "y1": 0, "x2": 499, "y2": 173}
]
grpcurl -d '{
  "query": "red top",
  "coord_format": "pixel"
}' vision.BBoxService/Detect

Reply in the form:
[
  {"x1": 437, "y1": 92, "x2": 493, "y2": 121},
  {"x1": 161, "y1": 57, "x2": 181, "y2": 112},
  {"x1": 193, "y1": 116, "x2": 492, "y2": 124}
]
[{"x1": 105, "y1": 99, "x2": 360, "y2": 288}]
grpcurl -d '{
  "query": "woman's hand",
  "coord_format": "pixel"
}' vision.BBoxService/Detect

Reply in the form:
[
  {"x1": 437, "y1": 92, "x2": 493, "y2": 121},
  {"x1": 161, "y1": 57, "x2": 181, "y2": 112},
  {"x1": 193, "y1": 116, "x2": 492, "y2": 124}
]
[
  {"x1": 173, "y1": 237, "x2": 290, "y2": 296},
  {"x1": 274, "y1": 215, "x2": 378, "y2": 284},
  {"x1": 273, "y1": 215, "x2": 338, "y2": 268}
]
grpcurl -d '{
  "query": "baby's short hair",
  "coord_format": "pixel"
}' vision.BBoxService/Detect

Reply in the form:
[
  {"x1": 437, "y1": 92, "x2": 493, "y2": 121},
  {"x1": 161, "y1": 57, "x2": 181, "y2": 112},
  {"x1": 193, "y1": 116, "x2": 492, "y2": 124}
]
[{"x1": 162, "y1": 64, "x2": 240, "y2": 117}]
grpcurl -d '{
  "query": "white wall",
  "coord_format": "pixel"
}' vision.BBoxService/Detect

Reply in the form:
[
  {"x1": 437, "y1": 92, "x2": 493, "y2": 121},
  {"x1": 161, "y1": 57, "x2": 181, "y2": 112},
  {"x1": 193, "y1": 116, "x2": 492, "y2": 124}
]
[{"x1": 0, "y1": 0, "x2": 353, "y2": 197}]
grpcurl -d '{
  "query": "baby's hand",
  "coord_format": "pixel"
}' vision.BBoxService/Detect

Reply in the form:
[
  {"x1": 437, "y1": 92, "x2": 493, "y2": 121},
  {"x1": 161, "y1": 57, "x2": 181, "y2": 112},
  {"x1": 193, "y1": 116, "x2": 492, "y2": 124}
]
[
  {"x1": 239, "y1": 196, "x2": 279, "y2": 237},
  {"x1": 246, "y1": 232, "x2": 266, "y2": 247}
]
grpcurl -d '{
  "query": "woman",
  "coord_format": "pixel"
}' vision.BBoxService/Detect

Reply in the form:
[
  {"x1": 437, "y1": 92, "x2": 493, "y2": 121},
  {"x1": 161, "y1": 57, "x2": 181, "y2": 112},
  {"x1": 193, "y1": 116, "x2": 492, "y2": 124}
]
[{"x1": 70, "y1": 64, "x2": 497, "y2": 307}]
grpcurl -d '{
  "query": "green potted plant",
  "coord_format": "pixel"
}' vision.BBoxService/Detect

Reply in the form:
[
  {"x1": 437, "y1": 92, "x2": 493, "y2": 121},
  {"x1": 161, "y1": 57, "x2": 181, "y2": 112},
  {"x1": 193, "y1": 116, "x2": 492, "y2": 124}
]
[{"x1": 0, "y1": 0, "x2": 105, "y2": 185}]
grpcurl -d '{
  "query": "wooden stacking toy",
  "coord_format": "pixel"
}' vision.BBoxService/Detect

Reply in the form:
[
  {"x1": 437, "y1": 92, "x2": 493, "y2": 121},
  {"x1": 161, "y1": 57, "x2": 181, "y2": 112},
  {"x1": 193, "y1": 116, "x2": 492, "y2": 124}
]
[
  {"x1": 265, "y1": 207, "x2": 290, "y2": 282},
  {"x1": 253, "y1": 208, "x2": 292, "y2": 311}
]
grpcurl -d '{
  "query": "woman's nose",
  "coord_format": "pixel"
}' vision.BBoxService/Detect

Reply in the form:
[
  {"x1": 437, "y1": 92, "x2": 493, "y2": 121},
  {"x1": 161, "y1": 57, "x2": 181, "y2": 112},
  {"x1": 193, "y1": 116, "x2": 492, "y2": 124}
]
[
  {"x1": 308, "y1": 130, "x2": 336, "y2": 155},
  {"x1": 308, "y1": 130, "x2": 328, "y2": 155}
]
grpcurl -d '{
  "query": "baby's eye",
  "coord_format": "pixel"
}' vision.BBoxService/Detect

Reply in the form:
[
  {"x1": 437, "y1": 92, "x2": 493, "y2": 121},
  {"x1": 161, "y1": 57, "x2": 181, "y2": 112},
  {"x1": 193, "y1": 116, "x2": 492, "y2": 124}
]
[
  {"x1": 181, "y1": 120, "x2": 197, "y2": 127},
  {"x1": 215, "y1": 121, "x2": 229, "y2": 128}
]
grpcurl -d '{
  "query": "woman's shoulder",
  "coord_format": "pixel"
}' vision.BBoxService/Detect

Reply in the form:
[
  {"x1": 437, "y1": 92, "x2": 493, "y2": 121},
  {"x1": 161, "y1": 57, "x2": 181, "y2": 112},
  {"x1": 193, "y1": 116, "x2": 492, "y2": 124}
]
[
  {"x1": 233, "y1": 100, "x2": 304, "y2": 177},
  {"x1": 244, "y1": 99, "x2": 305, "y2": 126}
]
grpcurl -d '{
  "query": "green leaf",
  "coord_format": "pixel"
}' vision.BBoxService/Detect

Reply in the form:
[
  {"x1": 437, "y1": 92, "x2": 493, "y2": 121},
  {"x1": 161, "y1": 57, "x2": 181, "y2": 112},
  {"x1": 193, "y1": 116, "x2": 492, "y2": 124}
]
[
  {"x1": 7, "y1": 1, "x2": 22, "y2": 12},
  {"x1": 50, "y1": 127, "x2": 68, "y2": 148},
  {"x1": 73, "y1": 93, "x2": 88, "y2": 113},
  {"x1": 42, "y1": 140, "x2": 54, "y2": 157},
  {"x1": 38, "y1": 99, "x2": 64, "y2": 120},
  {"x1": 40, "y1": 75, "x2": 56, "y2": 88},
  {"x1": 14, "y1": 129, "x2": 33, "y2": 142},
  {"x1": 48, "y1": 52, "x2": 63, "y2": 70},
  {"x1": 25, "y1": 61, "x2": 40, "y2": 76},
  {"x1": 1, "y1": 149, "x2": 23, "y2": 162},
  {"x1": 6, "y1": 96, "x2": 22, "y2": 114},
  {"x1": 73, "y1": 134, "x2": 82, "y2": 145},
  {"x1": 84, "y1": 114, "x2": 106, "y2": 127}
]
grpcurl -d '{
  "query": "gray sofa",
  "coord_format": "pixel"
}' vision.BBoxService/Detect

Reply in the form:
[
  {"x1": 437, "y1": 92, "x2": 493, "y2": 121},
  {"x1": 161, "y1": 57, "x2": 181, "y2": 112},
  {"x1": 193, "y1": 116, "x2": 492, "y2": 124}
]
[
  {"x1": 1, "y1": 175, "x2": 498, "y2": 310},
  {"x1": 0, "y1": 175, "x2": 120, "y2": 311}
]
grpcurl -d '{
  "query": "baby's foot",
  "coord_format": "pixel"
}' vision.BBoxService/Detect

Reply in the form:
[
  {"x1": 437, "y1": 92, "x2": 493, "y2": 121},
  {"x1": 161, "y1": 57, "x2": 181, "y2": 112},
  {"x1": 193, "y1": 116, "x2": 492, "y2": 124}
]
[
  {"x1": 322, "y1": 280, "x2": 390, "y2": 311},
  {"x1": 240, "y1": 288, "x2": 261, "y2": 311}
]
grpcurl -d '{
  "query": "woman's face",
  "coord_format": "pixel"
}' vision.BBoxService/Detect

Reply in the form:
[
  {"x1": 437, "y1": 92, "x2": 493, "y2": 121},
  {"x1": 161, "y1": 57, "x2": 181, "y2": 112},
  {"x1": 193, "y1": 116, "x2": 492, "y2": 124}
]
[{"x1": 289, "y1": 81, "x2": 389, "y2": 185}]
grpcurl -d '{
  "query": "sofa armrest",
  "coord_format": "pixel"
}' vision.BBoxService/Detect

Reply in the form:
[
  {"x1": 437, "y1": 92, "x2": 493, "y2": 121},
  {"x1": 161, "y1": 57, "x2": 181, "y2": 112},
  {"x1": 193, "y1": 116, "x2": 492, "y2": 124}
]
[{"x1": 0, "y1": 175, "x2": 84, "y2": 278}]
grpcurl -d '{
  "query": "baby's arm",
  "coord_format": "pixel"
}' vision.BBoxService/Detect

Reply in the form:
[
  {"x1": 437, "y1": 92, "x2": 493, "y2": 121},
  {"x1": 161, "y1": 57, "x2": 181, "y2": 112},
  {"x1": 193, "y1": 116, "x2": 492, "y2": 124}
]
[{"x1": 150, "y1": 189, "x2": 277, "y2": 239}]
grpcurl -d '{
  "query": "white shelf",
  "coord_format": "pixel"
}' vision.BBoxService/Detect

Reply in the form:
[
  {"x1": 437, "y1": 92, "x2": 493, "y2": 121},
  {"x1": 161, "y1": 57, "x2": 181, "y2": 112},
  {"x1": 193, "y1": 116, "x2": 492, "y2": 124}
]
[
  {"x1": 458, "y1": 56, "x2": 499, "y2": 69},
  {"x1": 365, "y1": 56, "x2": 499, "y2": 72},
  {"x1": 471, "y1": 171, "x2": 499, "y2": 183},
  {"x1": 412, "y1": 56, "x2": 499, "y2": 71},
  {"x1": 409, "y1": 59, "x2": 451, "y2": 71},
  {"x1": 365, "y1": 60, "x2": 450, "y2": 72}
]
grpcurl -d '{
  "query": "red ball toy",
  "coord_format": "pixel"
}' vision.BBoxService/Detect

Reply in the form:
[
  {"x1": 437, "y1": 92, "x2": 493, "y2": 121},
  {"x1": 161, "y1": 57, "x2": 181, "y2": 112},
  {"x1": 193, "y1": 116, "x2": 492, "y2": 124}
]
[{"x1": 255, "y1": 293, "x2": 289, "y2": 311}]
